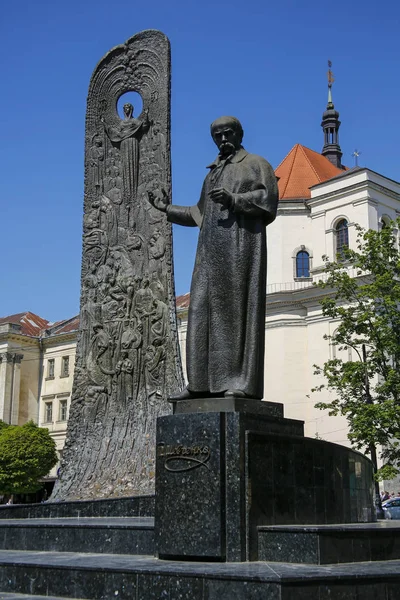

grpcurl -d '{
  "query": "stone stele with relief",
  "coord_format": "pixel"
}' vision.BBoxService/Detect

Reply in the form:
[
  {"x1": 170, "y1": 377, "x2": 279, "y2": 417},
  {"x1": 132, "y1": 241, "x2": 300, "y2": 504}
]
[{"x1": 52, "y1": 30, "x2": 184, "y2": 501}]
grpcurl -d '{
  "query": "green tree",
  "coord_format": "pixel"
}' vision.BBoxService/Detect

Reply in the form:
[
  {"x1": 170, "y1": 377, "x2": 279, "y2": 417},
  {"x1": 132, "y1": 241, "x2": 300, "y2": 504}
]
[
  {"x1": 312, "y1": 219, "x2": 400, "y2": 481},
  {"x1": 0, "y1": 421, "x2": 58, "y2": 495}
]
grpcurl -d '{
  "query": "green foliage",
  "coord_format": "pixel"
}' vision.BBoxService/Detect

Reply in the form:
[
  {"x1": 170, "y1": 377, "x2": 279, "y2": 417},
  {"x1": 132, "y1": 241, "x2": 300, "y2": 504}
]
[
  {"x1": 313, "y1": 219, "x2": 400, "y2": 479},
  {"x1": 0, "y1": 420, "x2": 58, "y2": 494}
]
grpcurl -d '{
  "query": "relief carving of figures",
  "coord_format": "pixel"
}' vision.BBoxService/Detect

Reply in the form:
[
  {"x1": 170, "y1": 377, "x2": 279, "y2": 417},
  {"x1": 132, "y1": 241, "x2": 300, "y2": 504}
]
[
  {"x1": 80, "y1": 263, "x2": 99, "y2": 357},
  {"x1": 132, "y1": 278, "x2": 154, "y2": 346},
  {"x1": 89, "y1": 135, "x2": 105, "y2": 190},
  {"x1": 92, "y1": 196, "x2": 118, "y2": 246},
  {"x1": 52, "y1": 31, "x2": 184, "y2": 502},
  {"x1": 145, "y1": 338, "x2": 166, "y2": 399},
  {"x1": 149, "y1": 272, "x2": 164, "y2": 301},
  {"x1": 87, "y1": 322, "x2": 111, "y2": 389},
  {"x1": 148, "y1": 228, "x2": 166, "y2": 275},
  {"x1": 126, "y1": 231, "x2": 145, "y2": 273},
  {"x1": 121, "y1": 318, "x2": 143, "y2": 398},
  {"x1": 150, "y1": 297, "x2": 168, "y2": 344},
  {"x1": 151, "y1": 122, "x2": 166, "y2": 174},
  {"x1": 102, "y1": 103, "x2": 150, "y2": 207},
  {"x1": 97, "y1": 350, "x2": 134, "y2": 405}
]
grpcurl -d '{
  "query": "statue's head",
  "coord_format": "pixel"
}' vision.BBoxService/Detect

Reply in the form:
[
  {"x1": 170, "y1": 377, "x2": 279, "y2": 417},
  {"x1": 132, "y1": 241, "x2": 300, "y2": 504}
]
[
  {"x1": 211, "y1": 116, "x2": 243, "y2": 157},
  {"x1": 123, "y1": 103, "x2": 134, "y2": 118}
]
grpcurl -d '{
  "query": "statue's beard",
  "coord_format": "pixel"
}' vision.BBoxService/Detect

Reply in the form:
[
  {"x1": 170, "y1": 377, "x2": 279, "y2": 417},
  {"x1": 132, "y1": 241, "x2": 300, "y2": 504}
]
[{"x1": 219, "y1": 142, "x2": 236, "y2": 157}]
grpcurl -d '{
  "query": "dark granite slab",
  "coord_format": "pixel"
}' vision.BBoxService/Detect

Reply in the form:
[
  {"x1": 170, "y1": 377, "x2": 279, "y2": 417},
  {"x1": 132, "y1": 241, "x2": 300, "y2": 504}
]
[
  {"x1": 156, "y1": 408, "x2": 374, "y2": 562},
  {"x1": 0, "y1": 595, "x2": 78, "y2": 600},
  {"x1": 258, "y1": 521, "x2": 400, "y2": 564},
  {"x1": 156, "y1": 412, "x2": 225, "y2": 559},
  {"x1": 0, "y1": 517, "x2": 154, "y2": 555},
  {"x1": 0, "y1": 495, "x2": 155, "y2": 520},
  {"x1": 248, "y1": 430, "x2": 375, "y2": 560},
  {"x1": 0, "y1": 550, "x2": 399, "y2": 599},
  {"x1": 173, "y1": 397, "x2": 284, "y2": 418},
  {"x1": 156, "y1": 410, "x2": 306, "y2": 562}
]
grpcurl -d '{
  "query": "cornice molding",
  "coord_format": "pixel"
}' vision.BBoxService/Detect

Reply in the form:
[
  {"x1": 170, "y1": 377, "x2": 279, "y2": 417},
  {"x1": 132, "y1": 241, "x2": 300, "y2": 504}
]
[
  {"x1": 308, "y1": 179, "x2": 400, "y2": 209},
  {"x1": 266, "y1": 320, "x2": 307, "y2": 330},
  {"x1": 41, "y1": 332, "x2": 78, "y2": 348}
]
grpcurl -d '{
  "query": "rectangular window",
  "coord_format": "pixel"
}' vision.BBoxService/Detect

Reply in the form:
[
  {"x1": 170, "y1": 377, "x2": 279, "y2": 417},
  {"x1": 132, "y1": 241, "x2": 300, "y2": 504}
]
[
  {"x1": 61, "y1": 356, "x2": 70, "y2": 377},
  {"x1": 47, "y1": 359, "x2": 55, "y2": 379},
  {"x1": 59, "y1": 399, "x2": 68, "y2": 422},
  {"x1": 45, "y1": 402, "x2": 53, "y2": 423}
]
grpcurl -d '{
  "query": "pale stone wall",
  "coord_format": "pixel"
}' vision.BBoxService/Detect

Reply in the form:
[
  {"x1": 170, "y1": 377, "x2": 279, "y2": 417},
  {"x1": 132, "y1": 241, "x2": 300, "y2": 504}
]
[
  {"x1": 0, "y1": 332, "x2": 38, "y2": 426},
  {"x1": 18, "y1": 343, "x2": 41, "y2": 425},
  {"x1": 39, "y1": 337, "x2": 76, "y2": 478}
]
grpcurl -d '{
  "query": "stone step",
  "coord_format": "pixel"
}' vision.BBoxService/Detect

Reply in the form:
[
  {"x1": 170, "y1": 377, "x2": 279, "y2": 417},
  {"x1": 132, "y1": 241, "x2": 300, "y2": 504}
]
[
  {"x1": 257, "y1": 521, "x2": 400, "y2": 564},
  {"x1": 0, "y1": 517, "x2": 154, "y2": 556},
  {"x1": 0, "y1": 594, "x2": 80, "y2": 599},
  {"x1": 0, "y1": 495, "x2": 154, "y2": 519},
  {"x1": 0, "y1": 549, "x2": 399, "y2": 599}
]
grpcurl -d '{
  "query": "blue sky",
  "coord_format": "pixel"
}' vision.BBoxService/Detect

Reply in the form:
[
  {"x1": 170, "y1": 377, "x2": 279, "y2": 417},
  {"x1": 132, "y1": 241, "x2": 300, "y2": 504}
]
[{"x1": 1, "y1": 0, "x2": 399, "y2": 322}]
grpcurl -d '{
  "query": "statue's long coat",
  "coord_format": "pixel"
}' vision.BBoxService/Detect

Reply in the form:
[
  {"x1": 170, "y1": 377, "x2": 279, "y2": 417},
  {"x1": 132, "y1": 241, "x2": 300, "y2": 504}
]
[{"x1": 167, "y1": 147, "x2": 278, "y2": 398}]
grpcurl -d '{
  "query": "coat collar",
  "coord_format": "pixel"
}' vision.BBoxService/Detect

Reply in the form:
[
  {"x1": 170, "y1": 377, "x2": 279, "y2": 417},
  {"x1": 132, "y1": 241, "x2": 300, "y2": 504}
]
[{"x1": 206, "y1": 146, "x2": 248, "y2": 169}]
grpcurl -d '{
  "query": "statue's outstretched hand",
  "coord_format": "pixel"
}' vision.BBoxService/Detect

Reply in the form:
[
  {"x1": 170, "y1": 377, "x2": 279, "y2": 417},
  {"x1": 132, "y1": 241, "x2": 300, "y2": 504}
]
[
  {"x1": 209, "y1": 187, "x2": 234, "y2": 209},
  {"x1": 147, "y1": 190, "x2": 168, "y2": 213}
]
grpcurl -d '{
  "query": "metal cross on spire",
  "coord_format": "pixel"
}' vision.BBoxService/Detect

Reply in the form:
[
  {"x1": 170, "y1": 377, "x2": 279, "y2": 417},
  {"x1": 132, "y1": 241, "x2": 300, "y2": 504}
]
[
  {"x1": 352, "y1": 149, "x2": 361, "y2": 167},
  {"x1": 327, "y1": 60, "x2": 335, "y2": 88},
  {"x1": 327, "y1": 60, "x2": 335, "y2": 108}
]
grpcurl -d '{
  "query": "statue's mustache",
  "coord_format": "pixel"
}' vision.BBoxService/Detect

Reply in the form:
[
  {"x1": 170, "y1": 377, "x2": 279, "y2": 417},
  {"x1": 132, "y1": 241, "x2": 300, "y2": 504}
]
[{"x1": 220, "y1": 141, "x2": 235, "y2": 154}]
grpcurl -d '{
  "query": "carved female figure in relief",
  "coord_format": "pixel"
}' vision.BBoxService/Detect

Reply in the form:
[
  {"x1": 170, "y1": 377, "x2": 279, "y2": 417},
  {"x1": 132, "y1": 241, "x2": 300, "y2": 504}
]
[{"x1": 102, "y1": 103, "x2": 150, "y2": 206}]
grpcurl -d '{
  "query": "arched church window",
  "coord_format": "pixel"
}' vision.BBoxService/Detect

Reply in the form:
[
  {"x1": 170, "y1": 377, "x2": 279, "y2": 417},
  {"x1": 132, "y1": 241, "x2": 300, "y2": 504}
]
[
  {"x1": 335, "y1": 219, "x2": 348, "y2": 257},
  {"x1": 381, "y1": 216, "x2": 391, "y2": 230},
  {"x1": 296, "y1": 251, "x2": 310, "y2": 278}
]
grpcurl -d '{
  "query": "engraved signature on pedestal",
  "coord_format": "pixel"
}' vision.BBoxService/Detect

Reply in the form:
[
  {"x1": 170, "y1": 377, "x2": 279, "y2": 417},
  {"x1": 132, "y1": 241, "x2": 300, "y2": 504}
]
[{"x1": 157, "y1": 443, "x2": 210, "y2": 472}]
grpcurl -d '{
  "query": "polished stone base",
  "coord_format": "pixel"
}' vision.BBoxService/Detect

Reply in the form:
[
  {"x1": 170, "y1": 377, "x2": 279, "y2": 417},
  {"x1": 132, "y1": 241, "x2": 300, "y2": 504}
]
[
  {"x1": 172, "y1": 397, "x2": 284, "y2": 417},
  {"x1": 258, "y1": 522, "x2": 400, "y2": 564},
  {"x1": 0, "y1": 401, "x2": 385, "y2": 598},
  {"x1": 0, "y1": 494, "x2": 154, "y2": 519},
  {"x1": 0, "y1": 517, "x2": 154, "y2": 555},
  {"x1": 0, "y1": 501, "x2": 399, "y2": 598},
  {"x1": 155, "y1": 405, "x2": 375, "y2": 562},
  {"x1": 0, "y1": 549, "x2": 399, "y2": 599}
]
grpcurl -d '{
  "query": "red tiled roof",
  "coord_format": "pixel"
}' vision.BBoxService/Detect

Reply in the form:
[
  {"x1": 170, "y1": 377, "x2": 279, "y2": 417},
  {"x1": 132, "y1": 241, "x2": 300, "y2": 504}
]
[
  {"x1": 176, "y1": 293, "x2": 190, "y2": 309},
  {"x1": 275, "y1": 144, "x2": 345, "y2": 200},
  {"x1": 0, "y1": 312, "x2": 49, "y2": 336},
  {"x1": 45, "y1": 316, "x2": 80, "y2": 336}
]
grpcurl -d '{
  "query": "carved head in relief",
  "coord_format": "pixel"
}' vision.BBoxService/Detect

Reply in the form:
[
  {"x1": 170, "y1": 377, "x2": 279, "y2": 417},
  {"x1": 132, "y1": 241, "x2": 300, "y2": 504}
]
[
  {"x1": 211, "y1": 116, "x2": 244, "y2": 158},
  {"x1": 123, "y1": 103, "x2": 134, "y2": 119}
]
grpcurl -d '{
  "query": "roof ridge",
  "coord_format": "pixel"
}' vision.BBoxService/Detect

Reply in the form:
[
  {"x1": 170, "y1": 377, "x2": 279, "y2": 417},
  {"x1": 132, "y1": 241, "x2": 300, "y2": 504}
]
[
  {"x1": 275, "y1": 143, "x2": 300, "y2": 171},
  {"x1": 298, "y1": 144, "x2": 321, "y2": 182},
  {"x1": 276, "y1": 144, "x2": 300, "y2": 199}
]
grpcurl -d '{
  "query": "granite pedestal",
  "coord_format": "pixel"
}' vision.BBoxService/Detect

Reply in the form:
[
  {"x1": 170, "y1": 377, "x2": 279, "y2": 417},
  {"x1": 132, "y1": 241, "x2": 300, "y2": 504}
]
[{"x1": 155, "y1": 399, "x2": 375, "y2": 562}]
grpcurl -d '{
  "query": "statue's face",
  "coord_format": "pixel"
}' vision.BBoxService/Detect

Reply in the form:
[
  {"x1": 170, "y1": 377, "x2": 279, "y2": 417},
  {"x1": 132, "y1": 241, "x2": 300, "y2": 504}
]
[{"x1": 211, "y1": 120, "x2": 241, "y2": 156}]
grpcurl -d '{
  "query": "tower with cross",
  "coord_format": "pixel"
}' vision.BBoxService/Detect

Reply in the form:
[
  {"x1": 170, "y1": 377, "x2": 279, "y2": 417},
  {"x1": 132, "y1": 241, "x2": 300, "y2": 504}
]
[{"x1": 321, "y1": 60, "x2": 344, "y2": 169}]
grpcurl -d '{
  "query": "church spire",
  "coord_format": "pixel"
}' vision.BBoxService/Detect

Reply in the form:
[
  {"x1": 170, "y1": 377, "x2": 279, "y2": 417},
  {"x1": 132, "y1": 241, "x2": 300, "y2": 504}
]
[{"x1": 321, "y1": 60, "x2": 343, "y2": 169}]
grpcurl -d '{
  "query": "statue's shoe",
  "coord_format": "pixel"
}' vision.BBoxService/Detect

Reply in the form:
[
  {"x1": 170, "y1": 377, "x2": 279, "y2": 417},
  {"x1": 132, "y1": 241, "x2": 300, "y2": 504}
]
[
  {"x1": 224, "y1": 389, "x2": 247, "y2": 398},
  {"x1": 167, "y1": 387, "x2": 195, "y2": 402}
]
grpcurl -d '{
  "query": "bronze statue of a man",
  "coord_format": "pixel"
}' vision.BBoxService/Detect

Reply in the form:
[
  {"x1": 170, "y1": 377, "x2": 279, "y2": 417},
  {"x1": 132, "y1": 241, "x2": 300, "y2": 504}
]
[{"x1": 149, "y1": 116, "x2": 278, "y2": 400}]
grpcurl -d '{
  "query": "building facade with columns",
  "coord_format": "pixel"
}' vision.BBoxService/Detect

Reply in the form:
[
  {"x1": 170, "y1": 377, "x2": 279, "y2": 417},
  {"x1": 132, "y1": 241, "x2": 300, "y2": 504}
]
[{"x1": 0, "y1": 313, "x2": 79, "y2": 482}]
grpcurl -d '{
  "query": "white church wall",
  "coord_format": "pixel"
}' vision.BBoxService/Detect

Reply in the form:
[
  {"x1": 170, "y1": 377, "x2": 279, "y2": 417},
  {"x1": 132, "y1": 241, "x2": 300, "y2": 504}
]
[{"x1": 267, "y1": 205, "x2": 311, "y2": 286}]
